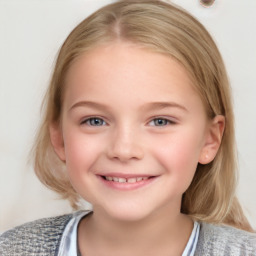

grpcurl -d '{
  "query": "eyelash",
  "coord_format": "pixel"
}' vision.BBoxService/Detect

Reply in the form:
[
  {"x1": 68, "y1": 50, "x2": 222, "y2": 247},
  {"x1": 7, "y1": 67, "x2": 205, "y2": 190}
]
[
  {"x1": 148, "y1": 117, "x2": 176, "y2": 127},
  {"x1": 81, "y1": 117, "x2": 107, "y2": 126}
]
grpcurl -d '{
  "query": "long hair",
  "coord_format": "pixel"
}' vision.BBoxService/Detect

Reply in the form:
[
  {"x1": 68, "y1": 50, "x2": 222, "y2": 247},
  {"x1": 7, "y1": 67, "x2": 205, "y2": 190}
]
[{"x1": 31, "y1": 0, "x2": 252, "y2": 231}]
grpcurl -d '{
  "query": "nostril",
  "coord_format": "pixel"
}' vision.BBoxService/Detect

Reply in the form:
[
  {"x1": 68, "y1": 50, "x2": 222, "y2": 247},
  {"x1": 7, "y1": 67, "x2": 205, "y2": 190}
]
[{"x1": 200, "y1": 0, "x2": 215, "y2": 7}]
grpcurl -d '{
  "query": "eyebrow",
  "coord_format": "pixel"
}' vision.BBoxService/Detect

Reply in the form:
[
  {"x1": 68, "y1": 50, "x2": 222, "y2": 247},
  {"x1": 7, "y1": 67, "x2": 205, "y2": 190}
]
[
  {"x1": 142, "y1": 102, "x2": 188, "y2": 112},
  {"x1": 69, "y1": 101, "x2": 110, "y2": 112},
  {"x1": 69, "y1": 101, "x2": 188, "y2": 112}
]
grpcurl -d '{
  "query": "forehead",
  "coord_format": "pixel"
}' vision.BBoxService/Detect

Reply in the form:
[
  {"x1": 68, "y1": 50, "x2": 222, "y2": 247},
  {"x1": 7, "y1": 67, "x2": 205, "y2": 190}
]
[{"x1": 63, "y1": 42, "x2": 204, "y2": 112}]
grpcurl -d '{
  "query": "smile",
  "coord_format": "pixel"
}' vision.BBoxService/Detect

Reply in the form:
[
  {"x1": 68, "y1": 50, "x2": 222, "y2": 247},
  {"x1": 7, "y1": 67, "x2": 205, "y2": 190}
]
[
  {"x1": 104, "y1": 176, "x2": 149, "y2": 183},
  {"x1": 98, "y1": 174, "x2": 157, "y2": 191}
]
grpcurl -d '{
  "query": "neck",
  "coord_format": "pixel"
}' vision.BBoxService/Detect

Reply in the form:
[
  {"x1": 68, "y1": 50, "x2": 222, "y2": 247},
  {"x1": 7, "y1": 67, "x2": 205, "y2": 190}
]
[{"x1": 78, "y1": 206, "x2": 193, "y2": 256}]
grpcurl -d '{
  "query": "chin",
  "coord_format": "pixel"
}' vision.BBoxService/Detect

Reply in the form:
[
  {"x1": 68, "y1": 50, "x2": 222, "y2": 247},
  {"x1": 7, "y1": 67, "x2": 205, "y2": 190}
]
[{"x1": 97, "y1": 202, "x2": 157, "y2": 223}]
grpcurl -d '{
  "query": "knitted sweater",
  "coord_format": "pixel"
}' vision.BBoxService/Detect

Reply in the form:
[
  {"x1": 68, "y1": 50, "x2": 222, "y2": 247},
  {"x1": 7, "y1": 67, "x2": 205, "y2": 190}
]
[{"x1": 0, "y1": 212, "x2": 256, "y2": 255}]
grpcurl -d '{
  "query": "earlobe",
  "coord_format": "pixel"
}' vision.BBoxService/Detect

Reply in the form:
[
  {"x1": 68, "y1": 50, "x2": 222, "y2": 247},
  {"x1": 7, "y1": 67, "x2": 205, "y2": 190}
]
[
  {"x1": 199, "y1": 115, "x2": 225, "y2": 164},
  {"x1": 49, "y1": 122, "x2": 66, "y2": 162}
]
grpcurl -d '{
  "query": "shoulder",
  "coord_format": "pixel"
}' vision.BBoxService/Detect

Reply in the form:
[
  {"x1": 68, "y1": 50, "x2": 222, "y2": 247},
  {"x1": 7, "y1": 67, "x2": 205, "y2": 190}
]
[
  {"x1": 0, "y1": 213, "x2": 73, "y2": 256},
  {"x1": 196, "y1": 222, "x2": 256, "y2": 255}
]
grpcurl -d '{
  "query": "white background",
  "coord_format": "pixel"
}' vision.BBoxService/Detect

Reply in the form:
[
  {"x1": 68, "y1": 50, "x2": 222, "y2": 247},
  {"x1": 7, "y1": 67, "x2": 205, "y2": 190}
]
[{"x1": 0, "y1": 0, "x2": 256, "y2": 233}]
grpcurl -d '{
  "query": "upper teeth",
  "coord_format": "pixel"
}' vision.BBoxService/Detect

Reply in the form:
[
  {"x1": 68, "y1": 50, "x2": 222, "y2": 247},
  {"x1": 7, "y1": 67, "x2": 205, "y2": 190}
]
[{"x1": 105, "y1": 176, "x2": 148, "y2": 183}]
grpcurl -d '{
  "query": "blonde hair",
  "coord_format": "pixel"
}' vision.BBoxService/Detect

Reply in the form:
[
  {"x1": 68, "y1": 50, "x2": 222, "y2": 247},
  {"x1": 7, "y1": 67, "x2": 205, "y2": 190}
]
[{"x1": 32, "y1": 0, "x2": 253, "y2": 231}]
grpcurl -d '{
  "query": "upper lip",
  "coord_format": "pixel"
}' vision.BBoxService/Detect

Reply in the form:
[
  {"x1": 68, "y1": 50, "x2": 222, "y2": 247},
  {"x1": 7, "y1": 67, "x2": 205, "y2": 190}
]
[{"x1": 96, "y1": 173, "x2": 157, "y2": 179}]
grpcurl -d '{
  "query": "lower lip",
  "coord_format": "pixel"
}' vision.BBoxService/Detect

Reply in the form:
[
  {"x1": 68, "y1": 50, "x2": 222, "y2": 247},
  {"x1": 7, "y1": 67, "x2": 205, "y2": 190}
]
[{"x1": 97, "y1": 176, "x2": 158, "y2": 191}]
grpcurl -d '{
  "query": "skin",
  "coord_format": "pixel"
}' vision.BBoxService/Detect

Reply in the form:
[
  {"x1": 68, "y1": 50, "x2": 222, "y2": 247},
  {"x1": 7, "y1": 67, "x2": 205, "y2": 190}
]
[{"x1": 50, "y1": 42, "x2": 224, "y2": 255}]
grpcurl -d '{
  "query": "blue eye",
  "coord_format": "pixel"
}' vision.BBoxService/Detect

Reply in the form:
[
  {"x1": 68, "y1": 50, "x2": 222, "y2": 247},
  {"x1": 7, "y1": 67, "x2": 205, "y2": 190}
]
[
  {"x1": 83, "y1": 118, "x2": 106, "y2": 126},
  {"x1": 149, "y1": 118, "x2": 172, "y2": 126}
]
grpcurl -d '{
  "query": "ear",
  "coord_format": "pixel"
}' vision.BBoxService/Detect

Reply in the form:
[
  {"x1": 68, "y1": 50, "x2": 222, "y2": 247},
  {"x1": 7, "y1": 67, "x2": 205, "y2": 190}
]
[
  {"x1": 49, "y1": 122, "x2": 66, "y2": 162},
  {"x1": 199, "y1": 115, "x2": 225, "y2": 164}
]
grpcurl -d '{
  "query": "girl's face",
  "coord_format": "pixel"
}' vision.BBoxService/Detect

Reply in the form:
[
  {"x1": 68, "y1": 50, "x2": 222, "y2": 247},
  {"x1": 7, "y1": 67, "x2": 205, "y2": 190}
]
[{"x1": 51, "y1": 42, "x2": 222, "y2": 221}]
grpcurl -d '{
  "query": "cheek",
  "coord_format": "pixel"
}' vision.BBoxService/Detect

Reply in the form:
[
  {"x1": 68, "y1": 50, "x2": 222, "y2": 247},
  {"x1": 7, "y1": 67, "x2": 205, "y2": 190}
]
[
  {"x1": 152, "y1": 131, "x2": 204, "y2": 178},
  {"x1": 62, "y1": 132, "x2": 103, "y2": 198},
  {"x1": 156, "y1": 142, "x2": 199, "y2": 169},
  {"x1": 62, "y1": 131, "x2": 102, "y2": 174}
]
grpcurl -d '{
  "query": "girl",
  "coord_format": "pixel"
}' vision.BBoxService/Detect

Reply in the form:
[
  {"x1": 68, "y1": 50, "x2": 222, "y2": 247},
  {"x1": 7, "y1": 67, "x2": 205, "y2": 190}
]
[{"x1": 1, "y1": 0, "x2": 256, "y2": 255}]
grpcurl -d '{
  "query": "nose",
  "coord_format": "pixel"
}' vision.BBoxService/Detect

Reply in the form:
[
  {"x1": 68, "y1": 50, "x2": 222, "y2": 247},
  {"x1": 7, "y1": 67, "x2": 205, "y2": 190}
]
[{"x1": 106, "y1": 126, "x2": 144, "y2": 162}]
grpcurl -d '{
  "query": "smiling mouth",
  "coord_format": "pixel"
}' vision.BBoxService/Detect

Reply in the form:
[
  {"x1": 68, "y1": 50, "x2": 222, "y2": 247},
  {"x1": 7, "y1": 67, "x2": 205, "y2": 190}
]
[{"x1": 102, "y1": 176, "x2": 152, "y2": 184}]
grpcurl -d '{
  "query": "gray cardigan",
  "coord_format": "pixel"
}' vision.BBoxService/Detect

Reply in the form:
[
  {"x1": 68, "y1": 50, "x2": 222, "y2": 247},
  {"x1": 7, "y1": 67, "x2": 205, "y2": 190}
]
[{"x1": 1, "y1": 212, "x2": 256, "y2": 255}]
